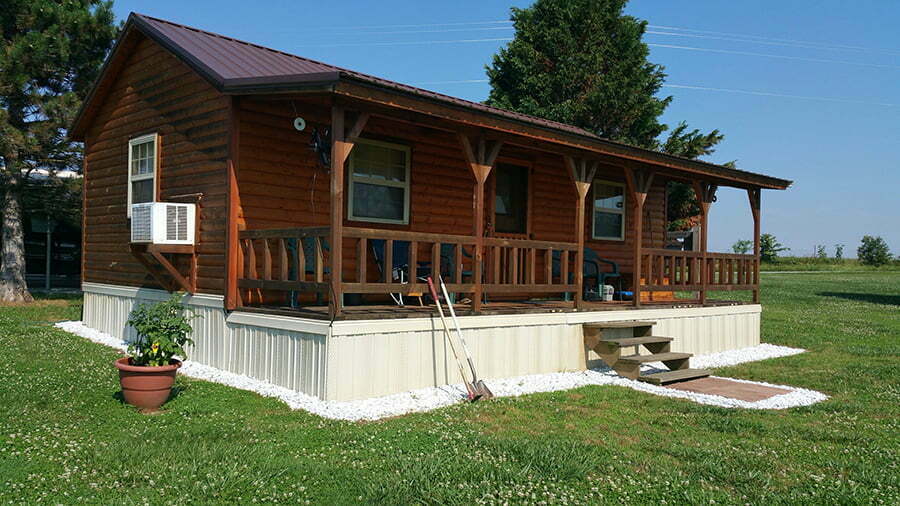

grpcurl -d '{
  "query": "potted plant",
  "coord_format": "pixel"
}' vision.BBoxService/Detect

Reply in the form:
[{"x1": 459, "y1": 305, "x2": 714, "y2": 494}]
[{"x1": 115, "y1": 293, "x2": 195, "y2": 409}]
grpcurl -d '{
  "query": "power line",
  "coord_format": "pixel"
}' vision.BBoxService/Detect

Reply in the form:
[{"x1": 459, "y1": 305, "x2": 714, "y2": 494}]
[
  {"x1": 647, "y1": 43, "x2": 900, "y2": 70},
  {"x1": 648, "y1": 24, "x2": 900, "y2": 57},
  {"x1": 645, "y1": 30, "x2": 898, "y2": 55},
  {"x1": 409, "y1": 79, "x2": 899, "y2": 108},
  {"x1": 662, "y1": 84, "x2": 899, "y2": 108},
  {"x1": 296, "y1": 37, "x2": 513, "y2": 48}
]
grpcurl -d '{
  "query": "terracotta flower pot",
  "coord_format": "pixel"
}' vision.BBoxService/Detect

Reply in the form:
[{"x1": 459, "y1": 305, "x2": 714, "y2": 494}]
[{"x1": 114, "y1": 357, "x2": 182, "y2": 409}]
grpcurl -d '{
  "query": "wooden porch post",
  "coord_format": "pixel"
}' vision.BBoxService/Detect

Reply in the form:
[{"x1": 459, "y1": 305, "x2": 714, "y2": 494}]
[
  {"x1": 329, "y1": 106, "x2": 369, "y2": 318},
  {"x1": 459, "y1": 134, "x2": 502, "y2": 313},
  {"x1": 564, "y1": 156, "x2": 598, "y2": 309},
  {"x1": 625, "y1": 167, "x2": 654, "y2": 307},
  {"x1": 692, "y1": 181, "x2": 718, "y2": 305},
  {"x1": 747, "y1": 187, "x2": 761, "y2": 303},
  {"x1": 225, "y1": 96, "x2": 241, "y2": 311}
]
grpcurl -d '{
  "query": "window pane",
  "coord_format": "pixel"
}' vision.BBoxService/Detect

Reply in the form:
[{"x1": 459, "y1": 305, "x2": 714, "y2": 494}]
[
  {"x1": 132, "y1": 180, "x2": 154, "y2": 204},
  {"x1": 594, "y1": 183, "x2": 623, "y2": 210},
  {"x1": 594, "y1": 211, "x2": 623, "y2": 239},
  {"x1": 494, "y1": 164, "x2": 528, "y2": 234},
  {"x1": 352, "y1": 182, "x2": 405, "y2": 221},
  {"x1": 352, "y1": 142, "x2": 406, "y2": 182}
]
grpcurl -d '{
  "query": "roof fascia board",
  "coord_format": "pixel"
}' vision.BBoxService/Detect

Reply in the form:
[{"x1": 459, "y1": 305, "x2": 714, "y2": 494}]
[{"x1": 333, "y1": 79, "x2": 791, "y2": 190}]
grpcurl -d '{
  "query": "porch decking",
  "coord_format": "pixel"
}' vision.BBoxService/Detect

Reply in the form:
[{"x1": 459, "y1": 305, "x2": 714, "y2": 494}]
[{"x1": 237, "y1": 299, "x2": 750, "y2": 321}]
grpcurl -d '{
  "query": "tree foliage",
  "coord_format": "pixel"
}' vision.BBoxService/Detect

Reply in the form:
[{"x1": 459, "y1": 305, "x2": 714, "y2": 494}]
[
  {"x1": 857, "y1": 236, "x2": 892, "y2": 267},
  {"x1": 732, "y1": 240, "x2": 752, "y2": 255},
  {"x1": 0, "y1": 1, "x2": 117, "y2": 301},
  {"x1": 485, "y1": 0, "x2": 724, "y2": 157},
  {"x1": 760, "y1": 233, "x2": 789, "y2": 263}
]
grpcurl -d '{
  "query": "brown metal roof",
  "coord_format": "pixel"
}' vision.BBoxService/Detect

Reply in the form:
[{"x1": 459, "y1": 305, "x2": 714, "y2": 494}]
[{"x1": 72, "y1": 12, "x2": 792, "y2": 190}]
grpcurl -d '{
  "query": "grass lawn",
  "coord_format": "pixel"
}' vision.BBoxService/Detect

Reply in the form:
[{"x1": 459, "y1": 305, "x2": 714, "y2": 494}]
[{"x1": 2, "y1": 274, "x2": 898, "y2": 504}]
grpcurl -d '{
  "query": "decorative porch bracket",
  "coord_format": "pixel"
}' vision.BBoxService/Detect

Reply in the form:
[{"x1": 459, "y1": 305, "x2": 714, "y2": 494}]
[
  {"x1": 564, "y1": 156, "x2": 599, "y2": 308},
  {"x1": 747, "y1": 187, "x2": 761, "y2": 303},
  {"x1": 330, "y1": 106, "x2": 370, "y2": 317},
  {"x1": 624, "y1": 166, "x2": 654, "y2": 307},
  {"x1": 692, "y1": 180, "x2": 718, "y2": 305},
  {"x1": 459, "y1": 133, "x2": 503, "y2": 313}
]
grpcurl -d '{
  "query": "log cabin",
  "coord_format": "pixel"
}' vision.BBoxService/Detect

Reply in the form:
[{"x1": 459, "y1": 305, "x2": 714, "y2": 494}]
[{"x1": 71, "y1": 13, "x2": 792, "y2": 401}]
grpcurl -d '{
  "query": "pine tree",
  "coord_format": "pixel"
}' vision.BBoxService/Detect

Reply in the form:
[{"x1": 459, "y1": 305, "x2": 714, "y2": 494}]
[
  {"x1": 0, "y1": 1, "x2": 117, "y2": 301},
  {"x1": 485, "y1": 0, "x2": 725, "y2": 227}
]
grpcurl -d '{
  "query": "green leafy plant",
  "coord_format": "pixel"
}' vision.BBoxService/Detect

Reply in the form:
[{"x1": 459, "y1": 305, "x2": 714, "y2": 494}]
[
  {"x1": 732, "y1": 239, "x2": 752, "y2": 255},
  {"x1": 126, "y1": 293, "x2": 195, "y2": 366},
  {"x1": 760, "y1": 233, "x2": 789, "y2": 263},
  {"x1": 857, "y1": 236, "x2": 892, "y2": 266},
  {"x1": 834, "y1": 244, "x2": 844, "y2": 262}
]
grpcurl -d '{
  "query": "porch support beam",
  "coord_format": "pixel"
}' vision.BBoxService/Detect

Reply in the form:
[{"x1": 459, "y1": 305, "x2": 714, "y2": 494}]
[
  {"x1": 624, "y1": 166, "x2": 654, "y2": 307},
  {"x1": 459, "y1": 133, "x2": 503, "y2": 313},
  {"x1": 564, "y1": 156, "x2": 598, "y2": 308},
  {"x1": 747, "y1": 187, "x2": 761, "y2": 303},
  {"x1": 692, "y1": 180, "x2": 718, "y2": 305},
  {"x1": 225, "y1": 96, "x2": 241, "y2": 310},
  {"x1": 330, "y1": 106, "x2": 369, "y2": 318}
]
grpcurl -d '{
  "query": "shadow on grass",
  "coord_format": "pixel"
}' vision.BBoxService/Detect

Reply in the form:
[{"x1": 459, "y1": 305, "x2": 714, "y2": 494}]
[
  {"x1": 111, "y1": 385, "x2": 187, "y2": 405},
  {"x1": 818, "y1": 292, "x2": 900, "y2": 306}
]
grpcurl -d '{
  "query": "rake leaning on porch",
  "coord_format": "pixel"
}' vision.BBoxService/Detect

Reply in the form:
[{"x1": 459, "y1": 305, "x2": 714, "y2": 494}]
[{"x1": 69, "y1": 13, "x2": 792, "y2": 401}]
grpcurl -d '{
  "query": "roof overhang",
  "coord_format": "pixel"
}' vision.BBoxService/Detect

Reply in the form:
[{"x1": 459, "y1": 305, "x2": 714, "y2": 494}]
[{"x1": 71, "y1": 13, "x2": 792, "y2": 191}]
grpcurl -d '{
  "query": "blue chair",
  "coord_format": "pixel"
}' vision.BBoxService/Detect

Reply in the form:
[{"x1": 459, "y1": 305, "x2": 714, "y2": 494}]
[
  {"x1": 285, "y1": 237, "x2": 330, "y2": 307},
  {"x1": 553, "y1": 247, "x2": 622, "y2": 301}
]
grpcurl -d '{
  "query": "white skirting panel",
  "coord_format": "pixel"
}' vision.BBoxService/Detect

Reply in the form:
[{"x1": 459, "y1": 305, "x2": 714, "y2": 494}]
[
  {"x1": 81, "y1": 283, "x2": 329, "y2": 399},
  {"x1": 326, "y1": 304, "x2": 761, "y2": 401},
  {"x1": 82, "y1": 283, "x2": 760, "y2": 402}
]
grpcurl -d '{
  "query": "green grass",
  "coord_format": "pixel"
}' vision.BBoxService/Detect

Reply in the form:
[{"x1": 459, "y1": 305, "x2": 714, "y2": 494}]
[
  {"x1": 760, "y1": 257, "x2": 900, "y2": 271},
  {"x1": 2, "y1": 274, "x2": 898, "y2": 504}
]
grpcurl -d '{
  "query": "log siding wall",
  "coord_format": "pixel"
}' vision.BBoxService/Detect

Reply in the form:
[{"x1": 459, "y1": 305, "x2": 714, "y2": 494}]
[{"x1": 82, "y1": 35, "x2": 230, "y2": 293}]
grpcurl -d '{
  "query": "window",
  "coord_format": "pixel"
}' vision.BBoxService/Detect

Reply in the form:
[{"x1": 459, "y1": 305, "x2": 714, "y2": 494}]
[
  {"x1": 127, "y1": 133, "x2": 158, "y2": 216},
  {"x1": 592, "y1": 180, "x2": 625, "y2": 240},
  {"x1": 494, "y1": 163, "x2": 529, "y2": 234},
  {"x1": 348, "y1": 139, "x2": 411, "y2": 224}
]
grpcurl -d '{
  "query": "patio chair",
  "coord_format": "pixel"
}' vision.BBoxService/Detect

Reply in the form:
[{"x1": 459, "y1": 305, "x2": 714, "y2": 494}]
[
  {"x1": 370, "y1": 239, "x2": 432, "y2": 306},
  {"x1": 552, "y1": 247, "x2": 622, "y2": 301}
]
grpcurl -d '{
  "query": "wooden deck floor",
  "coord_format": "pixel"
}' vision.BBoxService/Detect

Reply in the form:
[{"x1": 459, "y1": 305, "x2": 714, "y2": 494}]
[{"x1": 237, "y1": 299, "x2": 749, "y2": 321}]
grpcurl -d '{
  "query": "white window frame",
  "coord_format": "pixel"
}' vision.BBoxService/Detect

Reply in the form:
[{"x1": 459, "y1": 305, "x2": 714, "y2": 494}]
[
  {"x1": 347, "y1": 138, "x2": 411, "y2": 225},
  {"x1": 126, "y1": 133, "x2": 159, "y2": 217},
  {"x1": 591, "y1": 179, "x2": 626, "y2": 241}
]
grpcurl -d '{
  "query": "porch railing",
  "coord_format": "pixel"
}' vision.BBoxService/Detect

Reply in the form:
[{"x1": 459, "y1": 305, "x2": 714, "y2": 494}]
[
  {"x1": 640, "y1": 248, "x2": 758, "y2": 293},
  {"x1": 237, "y1": 226, "x2": 578, "y2": 307}
]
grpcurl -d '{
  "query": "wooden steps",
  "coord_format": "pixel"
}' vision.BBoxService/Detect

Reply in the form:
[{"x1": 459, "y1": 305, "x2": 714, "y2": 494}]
[
  {"x1": 639, "y1": 369, "x2": 712, "y2": 385},
  {"x1": 583, "y1": 321, "x2": 709, "y2": 384},
  {"x1": 604, "y1": 336, "x2": 673, "y2": 347},
  {"x1": 619, "y1": 352, "x2": 692, "y2": 364}
]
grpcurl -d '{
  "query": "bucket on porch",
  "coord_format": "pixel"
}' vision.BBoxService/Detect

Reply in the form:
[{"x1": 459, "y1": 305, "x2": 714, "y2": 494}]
[{"x1": 601, "y1": 285, "x2": 615, "y2": 302}]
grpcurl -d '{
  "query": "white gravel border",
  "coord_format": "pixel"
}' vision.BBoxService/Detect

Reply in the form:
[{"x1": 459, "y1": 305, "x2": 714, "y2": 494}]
[{"x1": 56, "y1": 321, "x2": 827, "y2": 420}]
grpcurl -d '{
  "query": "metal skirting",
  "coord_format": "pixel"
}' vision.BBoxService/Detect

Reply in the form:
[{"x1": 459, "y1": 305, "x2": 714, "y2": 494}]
[
  {"x1": 82, "y1": 284, "x2": 328, "y2": 399},
  {"x1": 81, "y1": 283, "x2": 760, "y2": 402}
]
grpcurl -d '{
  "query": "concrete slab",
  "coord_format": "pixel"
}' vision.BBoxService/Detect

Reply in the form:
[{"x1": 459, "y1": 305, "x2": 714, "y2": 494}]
[{"x1": 666, "y1": 377, "x2": 791, "y2": 402}]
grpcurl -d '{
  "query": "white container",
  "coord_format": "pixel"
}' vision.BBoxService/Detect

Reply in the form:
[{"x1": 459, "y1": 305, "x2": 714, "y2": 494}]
[{"x1": 601, "y1": 285, "x2": 615, "y2": 302}]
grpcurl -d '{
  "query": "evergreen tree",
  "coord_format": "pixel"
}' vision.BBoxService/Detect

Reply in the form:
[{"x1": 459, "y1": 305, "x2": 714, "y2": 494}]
[
  {"x1": 0, "y1": 1, "x2": 117, "y2": 301},
  {"x1": 485, "y1": 0, "x2": 725, "y2": 228}
]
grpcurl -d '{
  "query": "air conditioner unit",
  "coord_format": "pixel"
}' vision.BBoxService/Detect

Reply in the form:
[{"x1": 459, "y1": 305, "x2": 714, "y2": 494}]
[{"x1": 130, "y1": 202, "x2": 196, "y2": 245}]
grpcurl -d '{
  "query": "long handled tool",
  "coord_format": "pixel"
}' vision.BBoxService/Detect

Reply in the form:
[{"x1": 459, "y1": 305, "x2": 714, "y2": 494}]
[
  {"x1": 438, "y1": 275, "x2": 494, "y2": 399},
  {"x1": 426, "y1": 277, "x2": 481, "y2": 402}
]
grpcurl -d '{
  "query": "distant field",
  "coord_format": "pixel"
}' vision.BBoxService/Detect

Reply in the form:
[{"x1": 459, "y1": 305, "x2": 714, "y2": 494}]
[
  {"x1": 1, "y1": 273, "x2": 898, "y2": 503},
  {"x1": 760, "y1": 256, "x2": 900, "y2": 271}
]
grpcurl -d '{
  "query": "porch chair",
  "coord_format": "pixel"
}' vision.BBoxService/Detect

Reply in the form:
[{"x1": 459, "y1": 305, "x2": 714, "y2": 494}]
[
  {"x1": 370, "y1": 239, "x2": 432, "y2": 306},
  {"x1": 552, "y1": 247, "x2": 622, "y2": 301}
]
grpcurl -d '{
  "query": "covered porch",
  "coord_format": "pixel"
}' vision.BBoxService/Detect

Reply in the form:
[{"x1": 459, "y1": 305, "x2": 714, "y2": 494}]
[{"x1": 223, "y1": 95, "x2": 771, "y2": 320}]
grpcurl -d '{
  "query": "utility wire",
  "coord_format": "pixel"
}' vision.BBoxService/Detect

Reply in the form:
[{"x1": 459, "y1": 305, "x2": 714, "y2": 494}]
[
  {"x1": 648, "y1": 24, "x2": 900, "y2": 57},
  {"x1": 647, "y1": 43, "x2": 900, "y2": 70},
  {"x1": 410, "y1": 79, "x2": 898, "y2": 108}
]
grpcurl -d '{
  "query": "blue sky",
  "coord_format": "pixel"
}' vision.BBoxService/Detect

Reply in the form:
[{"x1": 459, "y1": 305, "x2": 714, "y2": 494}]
[{"x1": 112, "y1": 1, "x2": 899, "y2": 256}]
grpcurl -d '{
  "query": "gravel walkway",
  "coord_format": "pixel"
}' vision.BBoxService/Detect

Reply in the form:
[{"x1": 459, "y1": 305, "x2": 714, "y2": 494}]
[{"x1": 56, "y1": 321, "x2": 827, "y2": 421}]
